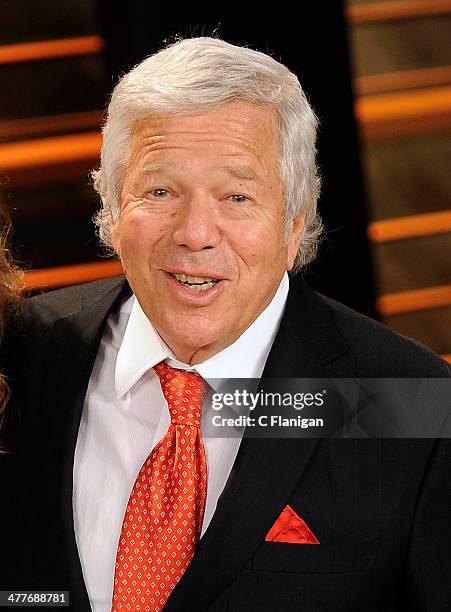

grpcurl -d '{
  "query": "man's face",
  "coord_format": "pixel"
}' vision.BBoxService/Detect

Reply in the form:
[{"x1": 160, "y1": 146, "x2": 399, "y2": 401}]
[{"x1": 111, "y1": 100, "x2": 305, "y2": 363}]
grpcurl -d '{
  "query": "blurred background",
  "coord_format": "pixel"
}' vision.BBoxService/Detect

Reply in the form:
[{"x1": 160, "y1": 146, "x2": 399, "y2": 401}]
[{"x1": 0, "y1": 0, "x2": 450, "y2": 361}]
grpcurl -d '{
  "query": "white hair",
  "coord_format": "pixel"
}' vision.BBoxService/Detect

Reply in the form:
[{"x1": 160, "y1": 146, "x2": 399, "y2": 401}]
[{"x1": 92, "y1": 36, "x2": 322, "y2": 269}]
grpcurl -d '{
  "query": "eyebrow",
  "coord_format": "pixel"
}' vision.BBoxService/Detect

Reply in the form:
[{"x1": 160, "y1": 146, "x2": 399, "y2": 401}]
[
  {"x1": 139, "y1": 161, "x2": 177, "y2": 175},
  {"x1": 222, "y1": 165, "x2": 258, "y2": 181},
  {"x1": 137, "y1": 161, "x2": 259, "y2": 182}
]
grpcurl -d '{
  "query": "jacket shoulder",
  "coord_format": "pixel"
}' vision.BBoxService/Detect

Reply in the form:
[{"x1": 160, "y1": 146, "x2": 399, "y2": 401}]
[
  {"x1": 19, "y1": 275, "x2": 127, "y2": 325},
  {"x1": 320, "y1": 293, "x2": 450, "y2": 377}
]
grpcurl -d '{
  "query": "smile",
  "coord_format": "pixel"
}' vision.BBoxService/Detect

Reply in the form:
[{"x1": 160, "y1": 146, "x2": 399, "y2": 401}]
[{"x1": 171, "y1": 272, "x2": 219, "y2": 291}]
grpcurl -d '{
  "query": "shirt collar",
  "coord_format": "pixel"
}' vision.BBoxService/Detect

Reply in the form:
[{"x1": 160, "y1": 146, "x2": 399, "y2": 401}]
[
  {"x1": 115, "y1": 272, "x2": 289, "y2": 397},
  {"x1": 115, "y1": 298, "x2": 172, "y2": 397}
]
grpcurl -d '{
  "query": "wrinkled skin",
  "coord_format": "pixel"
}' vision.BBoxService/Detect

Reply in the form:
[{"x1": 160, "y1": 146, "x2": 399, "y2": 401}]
[{"x1": 111, "y1": 100, "x2": 305, "y2": 363}]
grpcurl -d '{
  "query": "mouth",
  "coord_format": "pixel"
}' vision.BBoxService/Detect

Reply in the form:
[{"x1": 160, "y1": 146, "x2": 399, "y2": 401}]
[{"x1": 169, "y1": 272, "x2": 221, "y2": 292}]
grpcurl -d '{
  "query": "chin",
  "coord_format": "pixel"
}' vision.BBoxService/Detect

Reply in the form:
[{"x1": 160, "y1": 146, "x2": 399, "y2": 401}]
[
  {"x1": 161, "y1": 315, "x2": 224, "y2": 355},
  {"x1": 179, "y1": 329, "x2": 219, "y2": 352}
]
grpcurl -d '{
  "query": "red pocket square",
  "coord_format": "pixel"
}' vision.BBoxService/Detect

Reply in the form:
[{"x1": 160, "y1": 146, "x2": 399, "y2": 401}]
[{"x1": 265, "y1": 504, "x2": 320, "y2": 544}]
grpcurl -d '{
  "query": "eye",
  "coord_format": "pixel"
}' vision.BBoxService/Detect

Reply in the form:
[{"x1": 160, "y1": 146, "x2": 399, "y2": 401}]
[
  {"x1": 228, "y1": 194, "x2": 249, "y2": 203},
  {"x1": 150, "y1": 188, "x2": 170, "y2": 198}
]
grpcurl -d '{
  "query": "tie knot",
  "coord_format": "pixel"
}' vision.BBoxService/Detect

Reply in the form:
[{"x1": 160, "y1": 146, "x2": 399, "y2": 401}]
[{"x1": 153, "y1": 362, "x2": 207, "y2": 426}]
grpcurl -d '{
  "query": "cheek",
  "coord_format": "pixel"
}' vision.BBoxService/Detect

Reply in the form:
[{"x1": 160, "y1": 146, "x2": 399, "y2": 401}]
[
  {"x1": 229, "y1": 223, "x2": 285, "y2": 269},
  {"x1": 119, "y1": 214, "x2": 167, "y2": 258}
]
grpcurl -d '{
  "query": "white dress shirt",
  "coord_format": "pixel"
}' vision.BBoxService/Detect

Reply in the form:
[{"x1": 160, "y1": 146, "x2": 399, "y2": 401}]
[{"x1": 73, "y1": 273, "x2": 289, "y2": 611}]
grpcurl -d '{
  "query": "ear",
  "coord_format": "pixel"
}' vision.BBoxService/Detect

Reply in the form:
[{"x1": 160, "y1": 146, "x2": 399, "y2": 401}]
[
  {"x1": 286, "y1": 214, "x2": 305, "y2": 271},
  {"x1": 110, "y1": 212, "x2": 121, "y2": 257}
]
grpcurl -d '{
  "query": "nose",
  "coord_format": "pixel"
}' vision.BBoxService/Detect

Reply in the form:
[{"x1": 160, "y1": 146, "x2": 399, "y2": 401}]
[{"x1": 172, "y1": 193, "x2": 221, "y2": 251}]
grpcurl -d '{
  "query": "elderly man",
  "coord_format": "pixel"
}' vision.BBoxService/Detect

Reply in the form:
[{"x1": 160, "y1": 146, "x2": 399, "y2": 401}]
[{"x1": 2, "y1": 37, "x2": 450, "y2": 612}]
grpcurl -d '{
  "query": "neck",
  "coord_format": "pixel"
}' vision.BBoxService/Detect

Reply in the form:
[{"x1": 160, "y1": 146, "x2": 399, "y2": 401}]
[{"x1": 159, "y1": 336, "x2": 226, "y2": 365}]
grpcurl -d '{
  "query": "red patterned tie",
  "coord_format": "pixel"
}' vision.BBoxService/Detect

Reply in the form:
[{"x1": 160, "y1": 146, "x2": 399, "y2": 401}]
[{"x1": 112, "y1": 362, "x2": 208, "y2": 611}]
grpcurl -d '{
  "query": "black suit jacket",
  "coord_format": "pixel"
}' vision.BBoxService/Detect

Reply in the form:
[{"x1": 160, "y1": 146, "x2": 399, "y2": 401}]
[{"x1": 2, "y1": 275, "x2": 451, "y2": 611}]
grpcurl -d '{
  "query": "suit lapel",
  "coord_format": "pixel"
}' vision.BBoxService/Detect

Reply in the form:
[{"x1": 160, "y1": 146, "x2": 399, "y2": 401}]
[
  {"x1": 38, "y1": 277, "x2": 130, "y2": 610},
  {"x1": 164, "y1": 276, "x2": 350, "y2": 611}
]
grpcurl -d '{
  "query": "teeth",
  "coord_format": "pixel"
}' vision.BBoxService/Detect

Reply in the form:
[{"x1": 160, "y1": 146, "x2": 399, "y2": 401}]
[
  {"x1": 188, "y1": 275, "x2": 214, "y2": 284},
  {"x1": 173, "y1": 273, "x2": 217, "y2": 285},
  {"x1": 190, "y1": 281, "x2": 215, "y2": 291}
]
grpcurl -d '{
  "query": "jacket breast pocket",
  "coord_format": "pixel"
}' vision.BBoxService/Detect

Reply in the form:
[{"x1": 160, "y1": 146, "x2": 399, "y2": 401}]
[{"x1": 252, "y1": 538, "x2": 380, "y2": 574}]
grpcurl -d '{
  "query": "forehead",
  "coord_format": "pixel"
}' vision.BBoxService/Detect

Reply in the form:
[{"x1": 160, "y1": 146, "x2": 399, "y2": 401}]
[{"x1": 128, "y1": 100, "x2": 280, "y2": 162}]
